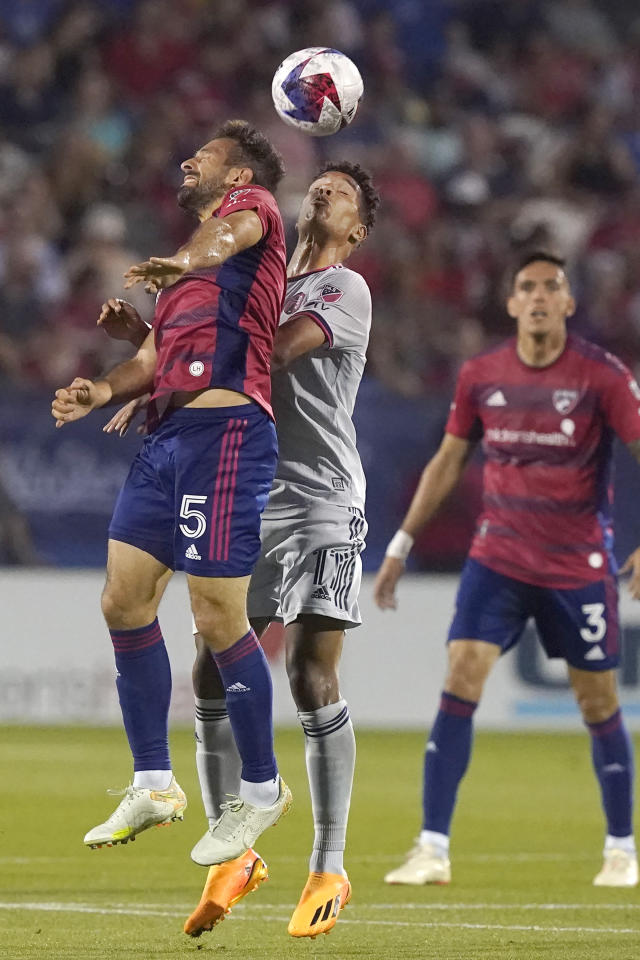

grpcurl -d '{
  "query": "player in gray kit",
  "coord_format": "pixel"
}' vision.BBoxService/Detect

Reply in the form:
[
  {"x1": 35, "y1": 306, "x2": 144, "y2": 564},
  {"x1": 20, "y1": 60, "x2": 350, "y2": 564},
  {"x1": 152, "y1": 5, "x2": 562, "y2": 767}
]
[{"x1": 182, "y1": 161, "x2": 379, "y2": 939}]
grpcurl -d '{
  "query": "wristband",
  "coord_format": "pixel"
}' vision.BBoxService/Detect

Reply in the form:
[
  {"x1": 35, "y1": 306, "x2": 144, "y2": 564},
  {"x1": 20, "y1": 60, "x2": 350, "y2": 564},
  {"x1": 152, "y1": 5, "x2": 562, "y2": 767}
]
[{"x1": 385, "y1": 529, "x2": 414, "y2": 561}]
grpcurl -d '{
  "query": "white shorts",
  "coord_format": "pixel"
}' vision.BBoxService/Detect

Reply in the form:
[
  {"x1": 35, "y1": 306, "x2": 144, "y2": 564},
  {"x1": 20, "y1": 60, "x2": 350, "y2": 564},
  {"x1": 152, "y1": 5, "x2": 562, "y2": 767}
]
[{"x1": 247, "y1": 506, "x2": 367, "y2": 628}]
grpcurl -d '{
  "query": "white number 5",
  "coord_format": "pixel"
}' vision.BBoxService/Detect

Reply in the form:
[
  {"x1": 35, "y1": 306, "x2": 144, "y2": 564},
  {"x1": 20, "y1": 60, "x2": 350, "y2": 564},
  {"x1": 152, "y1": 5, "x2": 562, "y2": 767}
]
[
  {"x1": 179, "y1": 495, "x2": 208, "y2": 538},
  {"x1": 579, "y1": 602, "x2": 606, "y2": 643}
]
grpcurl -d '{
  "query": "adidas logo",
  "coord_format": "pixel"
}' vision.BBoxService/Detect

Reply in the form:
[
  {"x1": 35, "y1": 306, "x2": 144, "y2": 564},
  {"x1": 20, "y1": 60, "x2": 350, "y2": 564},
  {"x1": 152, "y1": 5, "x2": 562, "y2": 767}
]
[
  {"x1": 486, "y1": 390, "x2": 507, "y2": 407},
  {"x1": 311, "y1": 586, "x2": 331, "y2": 601},
  {"x1": 226, "y1": 681, "x2": 250, "y2": 693},
  {"x1": 426, "y1": 741, "x2": 438, "y2": 753},
  {"x1": 185, "y1": 543, "x2": 201, "y2": 560},
  {"x1": 310, "y1": 895, "x2": 341, "y2": 927},
  {"x1": 602, "y1": 763, "x2": 625, "y2": 773},
  {"x1": 585, "y1": 645, "x2": 605, "y2": 661}
]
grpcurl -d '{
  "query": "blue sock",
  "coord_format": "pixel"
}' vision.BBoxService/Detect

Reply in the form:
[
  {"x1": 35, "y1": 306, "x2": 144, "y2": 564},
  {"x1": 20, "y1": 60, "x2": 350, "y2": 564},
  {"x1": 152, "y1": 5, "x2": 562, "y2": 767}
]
[
  {"x1": 110, "y1": 619, "x2": 171, "y2": 772},
  {"x1": 213, "y1": 629, "x2": 277, "y2": 783},
  {"x1": 587, "y1": 708, "x2": 634, "y2": 838},
  {"x1": 423, "y1": 691, "x2": 478, "y2": 835}
]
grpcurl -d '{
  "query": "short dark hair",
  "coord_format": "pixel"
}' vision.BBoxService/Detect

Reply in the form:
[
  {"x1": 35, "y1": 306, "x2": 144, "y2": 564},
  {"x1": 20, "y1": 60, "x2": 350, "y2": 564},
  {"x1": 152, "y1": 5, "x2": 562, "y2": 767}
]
[
  {"x1": 213, "y1": 119, "x2": 285, "y2": 194},
  {"x1": 510, "y1": 250, "x2": 567, "y2": 290},
  {"x1": 315, "y1": 159, "x2": 380, "y2": 233}
]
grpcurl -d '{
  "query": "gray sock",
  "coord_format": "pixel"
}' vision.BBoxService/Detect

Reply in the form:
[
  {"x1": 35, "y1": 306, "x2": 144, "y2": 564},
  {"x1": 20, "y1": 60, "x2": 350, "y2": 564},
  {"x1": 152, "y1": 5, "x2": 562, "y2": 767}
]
[
  {"x1": 194, "y1": 697, "x2": 242, "y2": 824},
  {"x1": 299, "y1": 699, "x2": 355, "y2": 876}
]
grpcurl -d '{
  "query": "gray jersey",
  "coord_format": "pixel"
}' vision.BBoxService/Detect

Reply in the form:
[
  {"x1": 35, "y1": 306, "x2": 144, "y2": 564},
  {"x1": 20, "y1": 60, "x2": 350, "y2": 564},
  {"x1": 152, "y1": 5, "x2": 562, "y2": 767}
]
[{"x1": 265, "y1": 264, "x2": 371, "y2": 517}]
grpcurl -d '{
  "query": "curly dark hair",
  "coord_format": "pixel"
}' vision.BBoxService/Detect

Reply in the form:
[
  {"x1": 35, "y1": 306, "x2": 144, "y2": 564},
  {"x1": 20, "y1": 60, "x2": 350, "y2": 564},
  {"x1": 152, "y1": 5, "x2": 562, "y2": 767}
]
[
  {"x1": 213, "y1": 119, "x2": 285, "y2": 194},
  {"x1": 315, "y1": 159, "x2": 380, "y2": 233}
]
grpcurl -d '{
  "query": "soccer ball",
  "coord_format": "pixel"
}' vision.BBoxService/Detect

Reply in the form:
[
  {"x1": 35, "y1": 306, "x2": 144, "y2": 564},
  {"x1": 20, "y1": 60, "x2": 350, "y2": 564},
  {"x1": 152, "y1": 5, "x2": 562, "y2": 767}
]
[{"x1": 271, "y1": 47, "x2": 363, "y2": 137}]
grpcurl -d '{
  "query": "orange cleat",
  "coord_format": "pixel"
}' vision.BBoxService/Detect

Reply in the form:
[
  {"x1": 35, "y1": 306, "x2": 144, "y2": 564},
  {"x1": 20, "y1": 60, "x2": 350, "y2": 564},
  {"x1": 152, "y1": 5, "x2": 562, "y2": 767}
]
[
  {"x1": 184, "y1": 848, "x2": 268, "y2": 937},
  {"x1": 287, "y1": 872, "x2": 351, "y2": 939}
]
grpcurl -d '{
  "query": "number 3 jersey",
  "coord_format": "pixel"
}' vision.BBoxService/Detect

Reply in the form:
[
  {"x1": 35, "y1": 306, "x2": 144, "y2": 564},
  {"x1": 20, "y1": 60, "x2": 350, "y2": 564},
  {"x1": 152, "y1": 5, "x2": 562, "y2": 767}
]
[
  {"x1": 264, "y1": 263, "x2": 372, "y2": 517},
  {"x1": 446, "y1": 334, "x2": 640, "y2": 588}
]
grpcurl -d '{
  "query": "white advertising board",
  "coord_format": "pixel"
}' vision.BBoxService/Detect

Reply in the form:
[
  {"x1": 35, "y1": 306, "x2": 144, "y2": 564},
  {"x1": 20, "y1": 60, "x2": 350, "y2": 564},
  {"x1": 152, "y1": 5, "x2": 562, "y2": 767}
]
[{"x1": 1, "y1": 570, "x2": 640, "y2": 729}]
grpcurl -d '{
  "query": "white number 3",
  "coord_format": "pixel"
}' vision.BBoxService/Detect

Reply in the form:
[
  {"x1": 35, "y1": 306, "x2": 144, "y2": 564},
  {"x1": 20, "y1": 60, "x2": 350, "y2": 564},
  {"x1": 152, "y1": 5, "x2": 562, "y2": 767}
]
[
  {"x1": 179, "y1": 495, "x2": 208, "y2": 538},
  {"x1": 580, "y1": 603, "x2": 606, "y2": 643}
]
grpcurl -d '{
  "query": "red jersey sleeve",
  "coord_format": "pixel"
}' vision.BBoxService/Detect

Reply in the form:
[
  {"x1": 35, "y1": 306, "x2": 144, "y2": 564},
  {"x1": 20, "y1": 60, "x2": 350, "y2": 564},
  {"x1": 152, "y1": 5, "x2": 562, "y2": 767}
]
[
  {"x1": 217, "y1": 185, "x2": 280, "y2": 238},
  {"x1": 445, "y1": 360, "x2": 481, "y2": 439},
  {"x1": 598, "y1": 354, "x2": 640, "y2": 443}
]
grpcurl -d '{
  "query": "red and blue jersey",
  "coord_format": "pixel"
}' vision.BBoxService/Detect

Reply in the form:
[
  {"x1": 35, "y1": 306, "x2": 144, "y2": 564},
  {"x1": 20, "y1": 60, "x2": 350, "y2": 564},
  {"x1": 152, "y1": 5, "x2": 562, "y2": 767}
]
[
  {"x1": 149, "y1": 185, "x2": 286, "y2": 425},
  {"x1": 446, "y1": 334, "x2": 640, "y2": 588}
]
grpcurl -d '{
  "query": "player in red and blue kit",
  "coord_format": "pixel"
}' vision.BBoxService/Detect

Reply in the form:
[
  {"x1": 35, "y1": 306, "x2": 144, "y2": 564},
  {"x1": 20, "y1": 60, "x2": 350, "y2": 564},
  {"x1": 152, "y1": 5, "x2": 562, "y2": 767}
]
[
  {"x1": 375, "y1": 252, "x2": 640, "y2": 888},
  {"x1": 51, "y1": 121, "x2": 292, "y2": 858}
]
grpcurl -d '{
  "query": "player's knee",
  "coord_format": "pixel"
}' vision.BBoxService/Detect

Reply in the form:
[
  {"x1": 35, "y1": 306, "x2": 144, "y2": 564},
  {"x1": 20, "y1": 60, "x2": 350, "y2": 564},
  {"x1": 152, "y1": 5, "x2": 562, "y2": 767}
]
[
  {"x1": 192, "y1": 601, "x2": 248, "y2": 651},
  {"x1": 445, "y1": 648, "x2": 490, "y2": 702},
  {"x1": 101, "y1": 583, "x2": 141, "y2": 630},
  {"x1": 576, "y1": 687, "x2": 619, "y2": 725},
  {"x1": 287, "y1": 657, "x2": 338, "y2": 710}
]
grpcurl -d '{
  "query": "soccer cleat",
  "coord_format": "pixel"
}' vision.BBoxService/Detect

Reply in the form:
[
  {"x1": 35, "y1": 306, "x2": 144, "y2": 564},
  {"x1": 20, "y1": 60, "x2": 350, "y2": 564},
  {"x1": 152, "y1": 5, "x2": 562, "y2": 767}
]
[
  {"x1": 190, "y1": 777, "x2": 292, "y2": 866},
  {"x1": 384, "y1": 840, "x2": 451, "y2": 885},
  {"x1": 288, "y1": 872, "x2": 351, "y2": 939},
  {"x1": 184, "y1": 849, "x2": 268, "y2": 937},
  {"x1": 83, "y1": 777, "x2": 187, "y2": 848},
  {"x1": 593, "y1": 848, "x2": 639, "y2": 887}
]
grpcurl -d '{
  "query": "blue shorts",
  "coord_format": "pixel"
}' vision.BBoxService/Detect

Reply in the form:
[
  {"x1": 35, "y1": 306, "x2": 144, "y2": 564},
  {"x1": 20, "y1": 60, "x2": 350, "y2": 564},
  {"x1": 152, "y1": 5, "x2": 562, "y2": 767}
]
[
  {"x1": 448, "y1": 558, "x2": 620, "y2": 671},
  {"x1": 109, "y1": 405, "x2": 277, "y2": 577}
]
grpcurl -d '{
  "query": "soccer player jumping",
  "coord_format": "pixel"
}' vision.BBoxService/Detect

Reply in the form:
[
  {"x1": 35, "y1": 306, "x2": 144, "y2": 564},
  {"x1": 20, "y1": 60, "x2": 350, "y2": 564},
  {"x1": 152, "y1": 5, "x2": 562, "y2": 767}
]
[
  {"x1": 375, "y1": 252, "x2": 639, "y2": 888},
  {"x1": 51, "y1": 121, "x2": 292, "y2": 857},
  {"x1": 102, "y1": 161, "x2": 379, "y2": 936}
]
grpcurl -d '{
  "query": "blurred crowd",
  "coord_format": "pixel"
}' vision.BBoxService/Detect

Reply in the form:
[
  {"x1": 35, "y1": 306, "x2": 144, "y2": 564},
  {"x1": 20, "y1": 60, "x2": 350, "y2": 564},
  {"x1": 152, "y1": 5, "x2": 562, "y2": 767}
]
[{"x1": 1, "y1": 0, "x2": 640, "y2": 399}]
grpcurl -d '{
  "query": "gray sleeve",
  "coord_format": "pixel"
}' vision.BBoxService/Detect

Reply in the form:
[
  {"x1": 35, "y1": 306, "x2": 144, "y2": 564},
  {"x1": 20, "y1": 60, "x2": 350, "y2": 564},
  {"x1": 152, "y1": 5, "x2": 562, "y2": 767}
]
[{"x1": 301, "y1": 270, "x2": 371, "y2": 350}]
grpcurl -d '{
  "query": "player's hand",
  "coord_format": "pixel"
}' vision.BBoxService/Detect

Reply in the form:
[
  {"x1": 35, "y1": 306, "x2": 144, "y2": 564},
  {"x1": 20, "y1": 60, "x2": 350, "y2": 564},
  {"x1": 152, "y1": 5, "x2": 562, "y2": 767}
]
[
  {"x1": 97, "y1": 298, "x2": 148, "y2": 347},
  {"x1": 373, "y1": 556, "x2": 405, "y2": 610},
  {"x1": 51, "y1": 378, "x2": 111, "y2": 428},
  {"x1": 619, "y1": 547, "x2": 640, "y2": 600},
  {"x1": 103, "y1": 395, "x2": 149, "y2": 437},
  {"x1": 123, "y1": 252, "x2": 189, "y2": 294}
]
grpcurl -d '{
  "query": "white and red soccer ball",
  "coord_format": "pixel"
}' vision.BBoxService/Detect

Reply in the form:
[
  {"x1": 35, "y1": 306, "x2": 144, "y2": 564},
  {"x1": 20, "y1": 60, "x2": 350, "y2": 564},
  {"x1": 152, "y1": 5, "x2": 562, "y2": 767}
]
[{"x1": 271, "y1": 47, "x2": 363, "y2": 137}]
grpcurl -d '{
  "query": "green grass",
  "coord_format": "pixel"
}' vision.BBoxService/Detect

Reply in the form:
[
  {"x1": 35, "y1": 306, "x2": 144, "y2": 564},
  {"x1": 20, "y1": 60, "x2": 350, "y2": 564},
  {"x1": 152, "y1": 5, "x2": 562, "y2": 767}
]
[{"x1": 2, "y1": 726, "x2": 639, "y2": 959}]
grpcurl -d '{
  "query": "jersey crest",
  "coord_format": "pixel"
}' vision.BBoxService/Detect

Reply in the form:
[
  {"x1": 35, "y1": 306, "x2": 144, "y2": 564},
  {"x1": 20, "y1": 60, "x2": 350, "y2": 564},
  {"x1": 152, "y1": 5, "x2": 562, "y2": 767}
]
[
  {"x1": 320, "y1": 283, "x2": 343, "y2": 304},
  {"x1": 227, "y1": 188, "x2": 252, "y2": 204},
  {"x1": 552, "y1": 389, "x2": 579, "y2": 414}
]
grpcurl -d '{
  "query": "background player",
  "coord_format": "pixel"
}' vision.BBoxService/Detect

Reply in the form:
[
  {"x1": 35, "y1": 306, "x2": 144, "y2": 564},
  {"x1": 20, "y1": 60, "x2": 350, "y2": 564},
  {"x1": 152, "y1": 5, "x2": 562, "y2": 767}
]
[
  {"x1": 103, "y1": 161, "x2": 379, "y2": 937},
  {"x1": 375, "y1": 251, "x2": 640, "y2": 889},
  {"x1": 50, "y1": 121, "x2": 292, "y2": 860}
]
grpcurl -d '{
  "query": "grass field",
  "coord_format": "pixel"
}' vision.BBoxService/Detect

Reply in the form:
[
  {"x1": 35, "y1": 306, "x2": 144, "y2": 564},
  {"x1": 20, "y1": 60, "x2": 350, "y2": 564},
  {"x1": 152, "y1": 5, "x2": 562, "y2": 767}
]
[{"x1": 2, "y1": 726, "x2": 639, "y2": 959}]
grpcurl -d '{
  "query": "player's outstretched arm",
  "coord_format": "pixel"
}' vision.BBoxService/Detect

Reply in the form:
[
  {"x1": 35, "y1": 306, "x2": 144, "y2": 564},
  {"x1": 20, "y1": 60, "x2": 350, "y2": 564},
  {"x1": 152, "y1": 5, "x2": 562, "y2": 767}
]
[
  {"x1": 51, "y1": 330, "x2": 156, "y2": 429},
  {"x1": 52, "y1": 377, "x2": 112, "y2": 428},
  {"x1": 271, "y1": 315, "x2": 327, "y2": 371},
  {"x1": 374, "y1": 433, "x2": 472, "y2": 610},
  {"x1": 123, "y1": 210, "x2": 263, "y2": 294},
  {"x1": 97, "y1": 298, "x2": 149, "y2": 347},
  {"x1": 103, "y1": 395, "x2": 150, "y2": 437}
]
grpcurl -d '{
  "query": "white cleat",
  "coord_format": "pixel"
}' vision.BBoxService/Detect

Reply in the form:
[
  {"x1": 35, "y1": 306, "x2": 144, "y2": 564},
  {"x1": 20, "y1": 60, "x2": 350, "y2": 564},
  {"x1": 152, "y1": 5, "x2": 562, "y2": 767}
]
[
  {"x1": 593, "y1": 848, "x2": 638, "y2": 887},
  {"x1": 384, "y1": 841, "x2": 451, "y2": 885},
  {"x1": 83, "y1": 777, "x2": 187, "y2": 848},
  {"x1": 191, "y1": 777, "x2": 292, "y2": 866}
]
